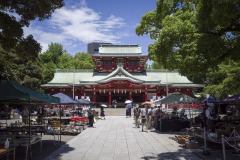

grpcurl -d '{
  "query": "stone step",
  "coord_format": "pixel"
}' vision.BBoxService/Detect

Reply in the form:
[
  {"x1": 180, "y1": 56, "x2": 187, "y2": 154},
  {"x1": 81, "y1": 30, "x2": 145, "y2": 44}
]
[{"x1": 95, "y1": 108, "x2": 128, "y2": 116}]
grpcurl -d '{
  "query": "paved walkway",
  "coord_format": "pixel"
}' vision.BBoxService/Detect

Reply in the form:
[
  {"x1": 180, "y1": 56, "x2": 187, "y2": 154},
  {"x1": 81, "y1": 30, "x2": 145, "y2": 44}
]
[{"x1": 44, "y1": 116, "x2": 202, "y2": 160}]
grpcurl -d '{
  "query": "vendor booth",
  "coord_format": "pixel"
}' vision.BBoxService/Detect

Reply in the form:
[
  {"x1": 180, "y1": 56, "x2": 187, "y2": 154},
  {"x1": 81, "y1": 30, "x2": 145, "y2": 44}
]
[
  {"x1": 153, "y1": 93, "x2": 199, "y2": 132},
  {"x1": 0, "y1": 80, "x2": 60, "y2": 160}
]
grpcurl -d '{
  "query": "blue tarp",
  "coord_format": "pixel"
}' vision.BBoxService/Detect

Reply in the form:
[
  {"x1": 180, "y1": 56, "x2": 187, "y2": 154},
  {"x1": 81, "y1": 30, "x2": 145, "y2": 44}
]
[
  {"x1": 223, "y1": 94, "x2": 240, "y2": 104},
  {"x1": 52, "y1": 93, "x2": 80, "y2": 104},
  {"x1": 77, "y1": 99, "x2": 91, "y2": 104},
  {"x1": 202, "y1": 96, "x2": 220, "y2": 103}
]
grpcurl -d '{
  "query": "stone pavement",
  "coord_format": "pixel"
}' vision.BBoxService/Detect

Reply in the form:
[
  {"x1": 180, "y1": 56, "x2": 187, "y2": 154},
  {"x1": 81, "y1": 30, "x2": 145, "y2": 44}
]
[{"x1": 44, "y1": 116, "x2": 202, "y2": 160}]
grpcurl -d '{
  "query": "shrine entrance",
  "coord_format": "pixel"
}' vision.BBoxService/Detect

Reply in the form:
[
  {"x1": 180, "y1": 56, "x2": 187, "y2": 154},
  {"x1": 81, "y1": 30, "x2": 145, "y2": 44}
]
[{"x1": 112, "y1": 93, "x2": 128, "y2": 103}]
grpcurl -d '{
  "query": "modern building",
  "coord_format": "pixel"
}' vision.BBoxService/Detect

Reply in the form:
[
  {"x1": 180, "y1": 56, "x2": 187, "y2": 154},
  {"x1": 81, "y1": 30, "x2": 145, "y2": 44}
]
[{"x1": 42, "y1": 43, "x2": 204, "y2": 106}]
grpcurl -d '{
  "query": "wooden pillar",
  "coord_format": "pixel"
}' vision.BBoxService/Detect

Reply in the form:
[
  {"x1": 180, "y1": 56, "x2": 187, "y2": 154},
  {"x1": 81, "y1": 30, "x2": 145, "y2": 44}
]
[
  {"x1": 93, "y1": 91, "x2": 96, "y2": 102},
  {"x1": 108, "y1": 92, "x2": 112, "y2": 105}
]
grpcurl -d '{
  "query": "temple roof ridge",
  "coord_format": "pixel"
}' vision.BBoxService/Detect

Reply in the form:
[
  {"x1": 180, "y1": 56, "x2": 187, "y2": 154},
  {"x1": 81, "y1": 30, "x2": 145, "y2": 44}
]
[{"x1": 96, "y1": 64, "x2": 143, "y2": 83}]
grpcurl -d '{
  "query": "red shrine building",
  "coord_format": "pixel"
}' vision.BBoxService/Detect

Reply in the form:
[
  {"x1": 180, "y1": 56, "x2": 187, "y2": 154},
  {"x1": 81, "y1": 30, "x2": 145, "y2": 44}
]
[{"x1": 42, "y1": 43, "x2": 204, "y2": 106}]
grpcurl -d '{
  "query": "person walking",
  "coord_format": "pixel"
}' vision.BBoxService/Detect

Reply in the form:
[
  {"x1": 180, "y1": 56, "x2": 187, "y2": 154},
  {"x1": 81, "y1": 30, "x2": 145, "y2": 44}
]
[
  {"x1": 133, "y1": 104, "x2": 141, "y2": 128},
  {"x1": 140, "y1": 105, "x2": 148, "y2": 132}
]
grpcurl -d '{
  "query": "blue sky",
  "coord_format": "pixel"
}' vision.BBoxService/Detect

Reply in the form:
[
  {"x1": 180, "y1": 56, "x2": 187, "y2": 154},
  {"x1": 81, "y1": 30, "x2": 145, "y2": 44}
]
[{"x1": 23, "y1": 0, "x2": 157, "y2": 55}]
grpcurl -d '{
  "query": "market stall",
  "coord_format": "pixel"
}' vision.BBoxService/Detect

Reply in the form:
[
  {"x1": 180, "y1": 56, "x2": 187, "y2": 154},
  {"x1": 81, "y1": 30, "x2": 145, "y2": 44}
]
[
  {"x1": 0, "y1": 81, "x2": 60, "y2": 159},
  {"x1": 153, "y1": 92, "x2": 199, "y2": 132}
]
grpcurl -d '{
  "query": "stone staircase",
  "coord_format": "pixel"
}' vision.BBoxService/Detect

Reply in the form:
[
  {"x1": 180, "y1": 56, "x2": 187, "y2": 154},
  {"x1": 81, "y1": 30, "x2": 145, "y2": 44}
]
[{"x1": 95, "y1": 108, "x2": 127, "y2": 116}]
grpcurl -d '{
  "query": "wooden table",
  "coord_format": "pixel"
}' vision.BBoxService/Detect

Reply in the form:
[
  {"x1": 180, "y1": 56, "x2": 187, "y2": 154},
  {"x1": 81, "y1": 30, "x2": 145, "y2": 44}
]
[{"x1": 0, "y1": 147, "x2": 16, "y2": 160}]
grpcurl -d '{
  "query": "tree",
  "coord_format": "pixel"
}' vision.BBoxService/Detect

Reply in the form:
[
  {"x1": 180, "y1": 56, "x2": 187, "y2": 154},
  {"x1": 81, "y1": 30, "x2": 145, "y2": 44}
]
[
  {"x1": 40, "y1": 43, "x2": 65, "y2": 64},
  {"x1": 42, "y1": 62, "x2": 57, "y2": 84},
  {"x1": 40, "y1": 43, "x2": 66, "y2": 83},
  {"x1": 72, "y1": 52, "x2": 94, "y2": 69},
  {"x1": 0, "y1": 47, "x2": 43, "y2": 89},
  {"x1": 40, "y1": 44, "x2": 95, "y2": 84},
  {"x1": 136, "y1": 0, "x2": 240, "y2": 97},
  {"x1": 0, "y1": 0, "x2": 64, "y2": 54},
  {"x1": 204, "y1": 60, "x2": 240, "y2": 98},
  {"x1": 0, "y1": 0, "x2": 64, "y2": 89},
  {"x1": 151, "y1": 61, "x2": 164, "y2": 70},
  {"x1": 58, "y1": 53, "x2": 74, "y2": 69}
]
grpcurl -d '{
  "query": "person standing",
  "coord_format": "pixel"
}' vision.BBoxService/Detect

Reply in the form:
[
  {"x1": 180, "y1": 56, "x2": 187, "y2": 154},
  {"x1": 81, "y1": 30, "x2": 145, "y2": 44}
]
[
  {"x1": 140, "y1": 105, "x2": 148, "y2": 132},
  {"x1": 205, "y1": 103, "x2": 216, "y2": 132},
  {"x1": 147, "y1": 106, "x2": 153, "y2": 130},
  {"x1": 100, "y1": 105, "x2": 105, "y2": 120},
  {"x1": 112, "y1": 99, "x2": 117, "y2": 108},
  {"x1": 127, "y1": 103, "x2": 133, "y2": 118},
  {"x1": 153, "y1": 106, "x2": 161, "y2": 130},
  {"x1": 21, "y1": 107, "x2": 29, "y2": 124},
  {"x1": 133, "y1": 104, "x2": 141, "y2": 128},
  {"x1": 88, "y1": 110, "x2": 94, "y2": 127}
]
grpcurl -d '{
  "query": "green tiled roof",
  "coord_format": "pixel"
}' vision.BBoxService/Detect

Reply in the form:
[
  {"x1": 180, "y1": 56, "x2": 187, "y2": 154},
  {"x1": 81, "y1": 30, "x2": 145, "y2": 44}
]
[{"x1": 41, "y1": 67, "x2": 205, "y2": 87}]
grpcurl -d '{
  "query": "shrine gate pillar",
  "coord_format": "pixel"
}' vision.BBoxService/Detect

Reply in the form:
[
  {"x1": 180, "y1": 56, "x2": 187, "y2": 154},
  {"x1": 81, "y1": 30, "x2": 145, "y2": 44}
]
[
  {"x1": 129, "y1": 91, "x2": 132, "y2": 100},
  {"x1": 93, "y1": 91, "x2": 96, "y2": 102},
  {"x1": 144, "y1": 91, "x2": 147, "y2": 102},
  {"x1": 108, "y1": 92, "x2": 112, "y2": 105}
]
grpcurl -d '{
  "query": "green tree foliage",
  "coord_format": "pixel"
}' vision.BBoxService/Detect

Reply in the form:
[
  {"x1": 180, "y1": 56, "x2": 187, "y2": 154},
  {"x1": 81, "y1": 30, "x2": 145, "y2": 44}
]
[
  {"x1": 204, "y1": 61, "x2": 240, "y2": 98},
  {"x1": 0, "y1": 47, "x2": 43, "y2": 89},
  {"x1": 136, "y1": 0, "x2": 240, "y2": 97},
  {"x1": 151, "y1": 61, "x2": 164, "y2": 70},
  {"x1": 40, "y1": 43, "x2": 65, "y2": 83},
  {"x1": 58, "y1": 53, "x2": 74, "y2": 69},
  {"x1": 0, "y1": 0, "x2": 64, "y2": 89},
  {"x1": 0, "y1": 0, "x2": 64, "y2": 54},
  {"x1": 72, "y1": 52, "x2": 94, "y2": 69},
  {"x1": 41, "y1": 62, "x2": 57, "y2": 84},
  {"x1": 40, "y1": 44, "x2": 94, "y2": 83},
  {"x1": 40, "y1": 43, "x2": 65, "y2": 64}
]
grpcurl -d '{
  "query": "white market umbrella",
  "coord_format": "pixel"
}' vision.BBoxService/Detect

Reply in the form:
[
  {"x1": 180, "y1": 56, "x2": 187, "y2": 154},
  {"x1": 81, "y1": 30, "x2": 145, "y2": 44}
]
[
  {"x1": 101, "y1": 104, "x2": 108, "y2": 108},
  {"x1": 125, "y1": 100, "x2": 132, "y2": 104}
]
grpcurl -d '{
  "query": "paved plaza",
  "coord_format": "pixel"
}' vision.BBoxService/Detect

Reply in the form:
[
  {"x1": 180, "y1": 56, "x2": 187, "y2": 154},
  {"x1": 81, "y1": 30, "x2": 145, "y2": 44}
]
[{"x1": 44, "y1": 116, "x2": 202, "y2": 160}]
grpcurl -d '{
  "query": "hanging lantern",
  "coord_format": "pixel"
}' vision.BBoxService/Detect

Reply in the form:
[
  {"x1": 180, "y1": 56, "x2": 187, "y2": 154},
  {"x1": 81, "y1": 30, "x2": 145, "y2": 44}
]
[
  {"x1": 118, "y1": 89, "x2": 119, "y2": 93},
  {"x1": 125, "y1": 89, "x2": 126, "y2": 93},
  {"x1": 140, "y1": 89, "x2": 141, "y2": 93},
  {"x1": 103, "y1": 89, "x2": 105, "y2": 93},
  {"x1": 100, "y1": 89, "x2": 101, "y2": 93},
  {"x1": 114, "y1": 89, "x2": 115, "y2": 93}
]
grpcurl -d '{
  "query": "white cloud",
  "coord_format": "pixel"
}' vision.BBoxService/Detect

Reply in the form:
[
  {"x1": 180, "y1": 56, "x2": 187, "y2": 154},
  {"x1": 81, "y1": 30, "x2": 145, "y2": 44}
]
[{"x1": 24, "y1": 1, "x2": 127, "y2": 54}]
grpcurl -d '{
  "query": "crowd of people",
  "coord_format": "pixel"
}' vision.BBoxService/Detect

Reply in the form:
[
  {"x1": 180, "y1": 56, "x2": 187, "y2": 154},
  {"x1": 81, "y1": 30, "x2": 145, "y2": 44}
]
[{"x1": 129, "y1": 104, "x2": 164, "y2": 132}]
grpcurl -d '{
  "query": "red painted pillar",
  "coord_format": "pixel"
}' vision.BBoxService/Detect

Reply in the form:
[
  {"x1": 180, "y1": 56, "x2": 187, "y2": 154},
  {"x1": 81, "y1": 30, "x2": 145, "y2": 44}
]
[
  {"x1": 93, "y1": 92, "x2": 96, "y2": 102},
  {"x1": 108, "y1": 92, "x2": 112, "y2": 105},
  {"x1": 129, "y1": 92, "x2": 132, "y2": 100},
  {"x1": 145, "y1": 91, "x2": 147, "y2": 102}
]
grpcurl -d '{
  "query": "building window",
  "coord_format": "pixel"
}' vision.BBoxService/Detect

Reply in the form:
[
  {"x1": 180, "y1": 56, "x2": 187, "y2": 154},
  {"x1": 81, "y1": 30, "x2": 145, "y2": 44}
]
[
  {"x1": 128, "y1": 60, "x2": 137, "y2": 66},
  {"x1": 103, "y1": 61, "x2": 112, "y2": 67}
]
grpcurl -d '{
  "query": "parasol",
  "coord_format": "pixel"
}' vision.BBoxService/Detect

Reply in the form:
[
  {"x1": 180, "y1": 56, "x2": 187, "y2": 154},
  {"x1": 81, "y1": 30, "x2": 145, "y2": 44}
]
[
  {"x1": 125, "y1": 100, "x2": 132, "y2": 104},
  {"x1": 101, "y1": 104, "x2": 108, "y2": 108}
]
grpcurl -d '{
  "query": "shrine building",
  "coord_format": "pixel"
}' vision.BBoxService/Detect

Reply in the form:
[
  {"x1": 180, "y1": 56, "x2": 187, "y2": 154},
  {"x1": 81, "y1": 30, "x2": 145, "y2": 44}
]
[{"x1": 41, "y1": 43, "x2": 204, "y2": 107}]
